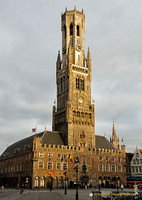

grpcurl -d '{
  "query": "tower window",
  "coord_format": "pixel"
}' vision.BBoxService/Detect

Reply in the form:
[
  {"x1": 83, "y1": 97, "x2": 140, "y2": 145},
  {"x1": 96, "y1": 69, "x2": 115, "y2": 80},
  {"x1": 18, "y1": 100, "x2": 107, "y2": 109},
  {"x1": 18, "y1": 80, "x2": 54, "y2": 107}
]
[
  {"x1": 76, "y1": 77, "x2": 79, "y2": 89},
  {"x1": 77, "y1": 25, "x2": 80, "y2": 36},
  {"x1": 76, "y1": 77, "x2": 85, "y2": 91},
  {"x1": 80, "y1": 78, "x2": 85, "y2": 91},
  {"x1": 70, "y1": 24, "x2": 73, "y2": 35}
]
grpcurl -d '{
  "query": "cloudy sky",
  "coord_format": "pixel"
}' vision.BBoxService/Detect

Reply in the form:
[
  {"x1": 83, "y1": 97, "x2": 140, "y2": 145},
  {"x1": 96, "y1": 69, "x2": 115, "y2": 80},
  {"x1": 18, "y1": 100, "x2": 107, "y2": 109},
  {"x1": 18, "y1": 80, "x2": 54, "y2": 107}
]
[{"x1": 0, "y1": 0, "x2": 142, "y2": 154}]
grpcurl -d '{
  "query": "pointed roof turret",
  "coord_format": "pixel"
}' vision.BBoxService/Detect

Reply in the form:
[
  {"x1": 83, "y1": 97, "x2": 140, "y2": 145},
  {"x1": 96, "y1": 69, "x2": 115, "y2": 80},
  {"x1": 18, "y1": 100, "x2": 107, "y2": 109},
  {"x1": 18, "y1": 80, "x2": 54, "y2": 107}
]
[
  {"x1": 112, "y1": 121, "x2": 117, "y2": 139},
  {"x1": 111, "y1": 121, "x2": 120, "y2": 150},
  {"x1": 87, "y1": 47, "x2": 91, "y2": 62},
  {"x1": 56, "y1": 50, "x2": 61, "y2": 71},
  {"x1": 57, "y1": 50, "x2": 61, "y2": 62}
]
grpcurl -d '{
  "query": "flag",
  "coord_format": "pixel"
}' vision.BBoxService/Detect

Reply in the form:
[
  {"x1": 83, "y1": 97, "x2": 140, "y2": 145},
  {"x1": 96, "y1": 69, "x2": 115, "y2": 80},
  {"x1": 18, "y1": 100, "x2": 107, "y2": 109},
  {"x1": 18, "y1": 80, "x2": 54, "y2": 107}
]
[
  {"x1": 61, "y1": 156, "x2": 63, "y2": 162},
  {"x1": 92, "y1": 97, "x2": 95, "y2": 103},
  {"x1": 54, "y1": 100, "x2": 56, "y2": 104},
  {"x1": 68, "y1": 154, "x2": 73, "y2": 162},
  {"x1": 70, "y1": 156, "x2": 73, "y2": 162},
  {"x1": 117, "y1": 157, "x2": 120, "y2": 163},
  {"x1": 121, "y1": 137, "x2": 123, "y2": 142},
  {"x1": 110, "y1": 157, "x2": 114, "y2": 162},
  {"x1": 32, "y1": 128, "x2": 36, "y2": 132}
]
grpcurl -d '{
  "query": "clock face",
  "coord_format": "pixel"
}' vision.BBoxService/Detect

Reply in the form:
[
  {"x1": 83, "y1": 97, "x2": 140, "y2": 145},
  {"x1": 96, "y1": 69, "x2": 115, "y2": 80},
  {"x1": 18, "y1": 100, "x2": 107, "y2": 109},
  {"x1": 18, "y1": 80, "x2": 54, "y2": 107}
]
[{"x1": 79, "y1": 97, "x2": 83, "y2": 103}]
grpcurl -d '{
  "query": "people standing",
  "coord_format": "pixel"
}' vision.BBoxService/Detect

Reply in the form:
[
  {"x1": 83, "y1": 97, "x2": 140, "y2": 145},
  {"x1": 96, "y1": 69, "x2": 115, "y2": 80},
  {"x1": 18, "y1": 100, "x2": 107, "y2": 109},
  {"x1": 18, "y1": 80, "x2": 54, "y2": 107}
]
[
  {"x1": 50, "y1": 182, "x2": 53, "y2": 191},
  {"x1": 121, "y1": 183, "x2": 124, "y2": 191}
]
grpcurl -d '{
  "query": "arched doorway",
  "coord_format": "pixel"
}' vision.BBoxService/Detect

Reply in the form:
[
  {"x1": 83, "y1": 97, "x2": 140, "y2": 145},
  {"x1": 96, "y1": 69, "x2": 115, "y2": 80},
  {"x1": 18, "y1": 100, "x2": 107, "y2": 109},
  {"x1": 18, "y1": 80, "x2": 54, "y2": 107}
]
[
  {"x1": 117, "y1": 177, "x2": 121, "y2": 188},
  {"x1": 80, "y1": 175, "x2": 89, "y2": 188},
  {"x1": 59, "y1": 176, "x2": 64, "y2": 188},
  {"x1": 40, "y1": 176, "x2": 45, "y2": 188},
  {"x1": 46, "y1": 176, "x2": 53, "y2": 188},
  {"x1": 102, "y1": 176, "x2": 107, "y2": 188},
  {"x1": 54, "y1": 176, "x2": 58, "y2": 187},
  {"x1": 34, "y1": 176, "x2": 39, "y2": 188},
  {"x1": 111, "y1": 176, "x2": 117, "y2": 188},
  {"x1": 105, "y1": 177, "x2": 110, "y2": 188}
]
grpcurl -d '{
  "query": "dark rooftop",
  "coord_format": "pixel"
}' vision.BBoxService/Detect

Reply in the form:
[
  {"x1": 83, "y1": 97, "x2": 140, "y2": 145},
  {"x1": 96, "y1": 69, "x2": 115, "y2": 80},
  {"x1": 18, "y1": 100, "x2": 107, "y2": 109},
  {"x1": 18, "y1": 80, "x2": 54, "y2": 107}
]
[
  {"x1": 95, "y1": 135, "x2": 116, "y2": 150},
  {"x1": 40, "y1": 131, "x2": 64, "y2": 145}
]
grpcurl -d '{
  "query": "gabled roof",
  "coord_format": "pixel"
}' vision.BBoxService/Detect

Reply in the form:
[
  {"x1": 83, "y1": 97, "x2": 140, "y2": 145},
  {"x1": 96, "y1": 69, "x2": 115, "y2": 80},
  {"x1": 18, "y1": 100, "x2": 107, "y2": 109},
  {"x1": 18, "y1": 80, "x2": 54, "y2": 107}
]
[
  {"x1": 95, "y1": 135, "x2": 116, "y2": 150},
  {"x1": 41, "y1": 131, "x2": 64, "y2": 145}
]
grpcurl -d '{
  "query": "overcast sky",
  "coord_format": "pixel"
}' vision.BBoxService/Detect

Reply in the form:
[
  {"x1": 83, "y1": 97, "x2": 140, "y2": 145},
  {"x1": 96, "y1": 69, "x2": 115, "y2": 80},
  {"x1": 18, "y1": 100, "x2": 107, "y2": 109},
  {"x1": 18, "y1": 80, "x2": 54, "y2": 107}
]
[{"x1": 0, "y1": 0, "x2": 142, "y2": 154}]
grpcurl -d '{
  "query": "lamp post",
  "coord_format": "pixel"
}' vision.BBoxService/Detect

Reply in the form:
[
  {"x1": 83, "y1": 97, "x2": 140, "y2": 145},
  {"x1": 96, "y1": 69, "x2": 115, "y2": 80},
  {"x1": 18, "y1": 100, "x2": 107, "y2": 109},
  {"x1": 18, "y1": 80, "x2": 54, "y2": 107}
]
[
  {"x1": 74, "y1": 156, "x2": 79, "y2": 200},
  {"x1": 64, "y1": 167, "x2": 67, "y2": 195}
]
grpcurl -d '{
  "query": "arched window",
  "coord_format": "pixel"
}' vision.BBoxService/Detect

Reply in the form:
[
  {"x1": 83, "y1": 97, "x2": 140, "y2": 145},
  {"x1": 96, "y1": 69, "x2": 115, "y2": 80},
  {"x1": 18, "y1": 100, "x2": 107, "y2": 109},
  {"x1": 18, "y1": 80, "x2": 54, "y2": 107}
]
[
  {"x1": 70, "y1": 23, "x2": 73, "y2": 35},
  {"x1": 77, "y1": 25, "x2": 80, "y2": 36}
]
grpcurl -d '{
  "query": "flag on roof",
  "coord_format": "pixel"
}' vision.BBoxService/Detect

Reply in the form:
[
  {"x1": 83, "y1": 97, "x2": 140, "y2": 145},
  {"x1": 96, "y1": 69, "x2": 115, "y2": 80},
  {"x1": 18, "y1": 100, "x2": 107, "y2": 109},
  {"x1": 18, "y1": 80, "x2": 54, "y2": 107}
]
[{"x1": 32, "y1": 128, "x2": 36, "y2": 132}]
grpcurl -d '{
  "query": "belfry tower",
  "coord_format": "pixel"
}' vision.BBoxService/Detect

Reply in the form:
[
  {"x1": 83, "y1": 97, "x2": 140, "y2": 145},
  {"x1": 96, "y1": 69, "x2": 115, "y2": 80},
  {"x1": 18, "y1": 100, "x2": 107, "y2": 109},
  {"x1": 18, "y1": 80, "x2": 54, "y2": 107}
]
[{"x1": 52, "y1": 7, "x2": 95, "y2": 148}]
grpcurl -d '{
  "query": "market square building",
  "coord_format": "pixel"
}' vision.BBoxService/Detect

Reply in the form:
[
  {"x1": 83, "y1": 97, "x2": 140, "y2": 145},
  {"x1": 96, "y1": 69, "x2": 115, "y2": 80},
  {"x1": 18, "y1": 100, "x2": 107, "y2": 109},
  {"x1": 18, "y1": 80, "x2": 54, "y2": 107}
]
[{"x1": 0, "y1": 7, "x2": 126, "y2": 189}]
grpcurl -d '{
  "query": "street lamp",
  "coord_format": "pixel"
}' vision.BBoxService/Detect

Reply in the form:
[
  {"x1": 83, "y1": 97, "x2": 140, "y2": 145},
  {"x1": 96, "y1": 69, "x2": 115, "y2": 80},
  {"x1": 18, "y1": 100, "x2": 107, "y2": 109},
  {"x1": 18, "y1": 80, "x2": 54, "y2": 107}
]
[
  {"x1": 74, "y1": 156, "x2": 79, "y2": 200},
  {"x1": 64, "y1": 167, "x2": 67, "y2": 195}
]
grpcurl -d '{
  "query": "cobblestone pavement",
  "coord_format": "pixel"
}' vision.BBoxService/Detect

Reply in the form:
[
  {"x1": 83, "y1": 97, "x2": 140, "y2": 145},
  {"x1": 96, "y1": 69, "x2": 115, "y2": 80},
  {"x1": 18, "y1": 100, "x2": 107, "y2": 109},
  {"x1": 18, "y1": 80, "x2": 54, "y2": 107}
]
[{"x1": 0, "y1": 188, "x2": 138, "y2": 200}]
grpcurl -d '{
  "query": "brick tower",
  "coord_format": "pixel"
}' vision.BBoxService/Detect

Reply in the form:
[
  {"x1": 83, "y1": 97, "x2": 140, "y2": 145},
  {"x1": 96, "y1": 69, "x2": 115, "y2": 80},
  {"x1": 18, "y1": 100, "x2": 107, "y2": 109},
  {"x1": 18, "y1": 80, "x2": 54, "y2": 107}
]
[{"x1": 52, "y1": 7, "x2": 95, "y2": 148}]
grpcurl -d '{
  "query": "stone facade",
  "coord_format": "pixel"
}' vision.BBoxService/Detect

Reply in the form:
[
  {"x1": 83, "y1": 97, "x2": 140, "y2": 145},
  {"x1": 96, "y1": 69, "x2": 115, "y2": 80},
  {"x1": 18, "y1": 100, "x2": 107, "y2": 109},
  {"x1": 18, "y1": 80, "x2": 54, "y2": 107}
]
[
  {"x1": 0, "y1": 7, "x2": 126, "y2": 189},
  {"x1": 52, "y1": 7, "x2": 95, "y2": 148},
  {"x1": 32, "y1": 135, "x2": 126, "y2": 188}
]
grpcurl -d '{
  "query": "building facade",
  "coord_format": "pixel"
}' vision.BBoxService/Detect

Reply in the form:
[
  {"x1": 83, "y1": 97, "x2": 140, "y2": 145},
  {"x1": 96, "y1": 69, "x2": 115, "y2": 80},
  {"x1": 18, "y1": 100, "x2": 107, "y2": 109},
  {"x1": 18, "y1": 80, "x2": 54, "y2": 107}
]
[
  {"x1": 0, "y1": 7, "x2": 126, "y2": 189},
  {"x1": 130, "y1": 149, "x2": 142, "y2": 177}
]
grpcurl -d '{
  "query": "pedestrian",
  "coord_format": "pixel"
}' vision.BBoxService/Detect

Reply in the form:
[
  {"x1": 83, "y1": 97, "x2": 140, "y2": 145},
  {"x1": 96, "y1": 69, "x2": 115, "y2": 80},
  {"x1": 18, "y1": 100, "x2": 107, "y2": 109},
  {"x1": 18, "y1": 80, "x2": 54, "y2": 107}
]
[
  {"x1": 20, "y1": 187, "x2": 24, "y2": 194},
  {"x1": 98, "y1": 184, "x2": 101, "y2": 191},
  {"x1": 1, "y1": 185, "x2": 4, "y2": 192},
  {"x1": 50, "y1": 182, "x2": 53, "y2": 191},
  {"x1": 121, "y1": 183, "x2": 124, "y2": 191}
]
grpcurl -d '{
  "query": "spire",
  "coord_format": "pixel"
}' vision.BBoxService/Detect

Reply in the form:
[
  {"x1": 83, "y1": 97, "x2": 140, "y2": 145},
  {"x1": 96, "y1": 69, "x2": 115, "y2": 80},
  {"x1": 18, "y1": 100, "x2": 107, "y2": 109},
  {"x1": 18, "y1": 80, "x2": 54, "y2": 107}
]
[
  {"x1": 56, "y1": 50, "x2": 61, "y2": 71},
  {"x1": 112, "y1": 121, "x2": 120, "y2": 150},
  {"x1": 112, "y1": 121, "x2": 117, "y2": 139}
]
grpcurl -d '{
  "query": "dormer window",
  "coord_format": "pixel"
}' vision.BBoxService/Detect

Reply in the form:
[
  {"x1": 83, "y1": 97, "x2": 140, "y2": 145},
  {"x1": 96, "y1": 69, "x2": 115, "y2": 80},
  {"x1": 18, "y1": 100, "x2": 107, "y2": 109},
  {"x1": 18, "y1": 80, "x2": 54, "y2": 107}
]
[
  {"x1": 15, "y1": 148, "x2": 20, "y2": 153},
  {"x1": 24, "y1": 145, "x2": 30, "y2": 150}
]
